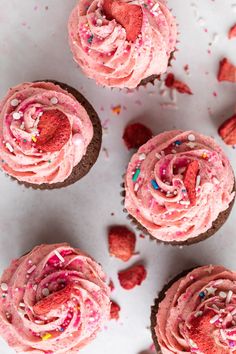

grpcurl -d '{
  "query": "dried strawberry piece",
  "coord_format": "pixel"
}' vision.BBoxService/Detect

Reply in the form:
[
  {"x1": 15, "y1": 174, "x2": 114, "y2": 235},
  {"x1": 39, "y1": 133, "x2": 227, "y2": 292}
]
[
  {"x1": 109, "y1": 279, "x2": 115, "y2": 292},
  {"x1": 110, "y1": 300, "x2": 120, "y2": 320},
  {"x1": 165, "y1": 73, "x2": 193, "y2": 95},
  {"x1": 188, "y1": 310, "x2": 228, "y2": 354},
  {"x1": 123, "y1": 123, "x2": 152, "y2": 150},
  {"x1": 218, "y1": 58, "x2": 236, "y2": 83},
  {"x1": 118, "y1": 264, "x2": 147, "y2": 290},
  {"x1": 183, "y1": 160, "x2": 199, "y2": 205},
  {"x1": 108, "y1": 226, "x2": 136, "y2": 262},
  {"x1": 33, "y1": 284, "x2": 72, "y2": 315},
  {"x1": 36, "y1": 109, "x2": 71, "y2": 152},
  {"x1": 103, "y1": 0, "x2": 143, "y2": 42},
  {"x1": 228, "y1": 24, "x2": 236, "y2": 39},
  {"x1": 218, "y1": 114, "x2": 236, "y2": 145}
]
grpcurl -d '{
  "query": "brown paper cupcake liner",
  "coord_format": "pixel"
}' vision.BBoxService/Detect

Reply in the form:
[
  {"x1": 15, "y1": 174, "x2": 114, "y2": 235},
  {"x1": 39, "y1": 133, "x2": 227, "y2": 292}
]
[
  {"x1": 121, "y1": 178, "x2": 236, "y2": 246},
  {"x1": 10, "y1": 80, "x2": 102, "y2": 190}
]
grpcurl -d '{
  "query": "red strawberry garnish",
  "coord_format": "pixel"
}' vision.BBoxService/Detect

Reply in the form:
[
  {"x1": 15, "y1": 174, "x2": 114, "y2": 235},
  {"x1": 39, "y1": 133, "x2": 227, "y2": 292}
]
[
  {"x1": 110, "y1": 300, "x2": 120, "y2": 320},
  {"x1": 33, "y1": 284, "x2": 72, "y2": 316},
  {"x1": 123, "y1": 123, "x2": 152, "y2": 150},
  {"x1": 108, "y1": 226, "x2": 136, "y2": 262},
  {"x1": 218, "y1": 58, "x2": 236, "y2": 83},
  {"x1": 218, "y1": 114, "x2": 236, "y2": 146},
  {"x1": 118, "y1": 264, "x2": 147, "y2": 290},
  {"x1": 165, "y1": 73, "x2": 193, "y2": 95},
  {"x1": 228, "y1": 24, "x2": 236, "y2": 39},
  {"x1": 36, "y1": 109, "x2": 71, "y2": 152},
  {"x1": 103, "y1": 0, "x2": 143, "y2": 42},
  {"x1": 183, "y1": 160, "x2": 199, "y2": 205},
  {"x1": 188, "y1": 310, "x2": 228, "y2": 354}
]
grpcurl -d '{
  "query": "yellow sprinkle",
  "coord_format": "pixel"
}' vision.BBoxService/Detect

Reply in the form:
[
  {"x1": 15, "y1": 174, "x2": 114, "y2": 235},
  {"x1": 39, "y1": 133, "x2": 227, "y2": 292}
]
[
  {"x1": 112, "y1": 105, "x2": 121, "y2": 115},
  {"x1": 202, "y1": 152, "x2": 208, "y2": 159},
  {"x1": 32, "y1": 136, "x2": 37, "y2": 143},
  {"x1": 42, "y1": 333, "x2": 52, "y2": 341}
]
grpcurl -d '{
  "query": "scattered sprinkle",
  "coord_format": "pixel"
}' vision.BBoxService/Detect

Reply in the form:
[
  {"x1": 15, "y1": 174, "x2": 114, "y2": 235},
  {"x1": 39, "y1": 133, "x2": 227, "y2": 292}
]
[
  {"x1": 32, "y1": 136, "x2": 37, "y2": 143},
  {"x1": 13, "y1": 112, "x2": 21, "y2": 120},
  {"x1": 199, "y1": 291, "x2": 205, "y2": 299},
  {"x1": 219, "y1": 291, "x2": 227, "y2": 299},
  {"x1": 27, "y1": 265, "x2": 36, "y2": 274},
  {"x1": 188, "y1": 134, "x2": 196, "y2": 142},
  {"x1": 132, "y1": 168, "x2": 141, "y2": 182},
  {"x1": 54, "y1": 250, "x2": 65, "y2": 263},
  {"x1": 139, "y1": 153, "x2": 146, "y2": 161},
  {"x1": 50, "y1": 97, "x2": 58, "y2": 105},
  {"x1": 210, "y1": 314, "x2": 219, "y2": 324},
  {"x1": 112, "y1": 105, "x2": 121, "y2": 115},
  {"x1": 1, "y1": 283, "x2": 8, "y2": 292},
  {"x1": 42, "y1": 333, "x2": 52, "y2": 341},
  {"x1": 6, "y1": 142, "x2": 14, "y2": 153},
  {"x1": 42, "y1": 288, "x2": 50, "y2": 297},
  {"x1": 11, "y1": 99, "x2": 19, "y2": 107},
  {"x1": 226, "y1": 290, "x2": 233, "y2": 304},
  {"x1": 151, "y1": 179, "x2": 159, "y2": 190}
]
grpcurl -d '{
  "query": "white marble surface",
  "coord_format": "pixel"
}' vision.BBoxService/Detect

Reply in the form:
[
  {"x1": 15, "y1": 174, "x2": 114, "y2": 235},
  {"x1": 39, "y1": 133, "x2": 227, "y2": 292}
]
[{"x1": 0, "y1": 0, "x2": 236, "y2": 353}]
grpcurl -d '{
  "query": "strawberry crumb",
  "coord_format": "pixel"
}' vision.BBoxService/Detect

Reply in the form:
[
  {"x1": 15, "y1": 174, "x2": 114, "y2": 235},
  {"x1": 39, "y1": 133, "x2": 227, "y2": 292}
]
[
  {"x1": 108, "y1": 226, "x2": 136, "y2": 262},
  {"x1": 110, "y1": 300, "x2": 120, "y2": 320},
  {"x1": 118, "y1": 264, "x2": 147, "y2": 290},
  {"x1": 123, "y1": 123, "x2": 153, "y2": 150}
]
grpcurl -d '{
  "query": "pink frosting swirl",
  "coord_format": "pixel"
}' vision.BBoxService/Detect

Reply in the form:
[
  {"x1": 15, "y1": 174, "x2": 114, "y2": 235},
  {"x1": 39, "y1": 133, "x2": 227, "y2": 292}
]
[
  {"x1": 0, "y1": 243, "x2": 110, "y2": 354},
  {"x1": 0, "y1": 82, "x2": 93, "y2": 184},
  {"x1": 155, "y1": 265, "x2": 236, "y2": 354},
  {"x1": 68, "y1": 0, "x2": 177, "y2": 89},
  {"x1": 125, "y1": 130, "x2": 235, "y2": 242}
]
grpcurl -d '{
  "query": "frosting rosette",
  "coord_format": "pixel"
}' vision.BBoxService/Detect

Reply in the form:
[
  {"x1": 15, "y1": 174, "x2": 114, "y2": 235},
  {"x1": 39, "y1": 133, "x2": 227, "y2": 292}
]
[
  {"x1": 124, "y1": 130, "x2": 235, "y2": 243},
  {"x1": 0, "y1": 82, "x2": 93, "y2": 185},
  {"x1": 0, "y1": 243, "x2": 110, "y2": 353},
  {"x1": 154, "y1": 265, "x2": 236, "y2": 354},
  {"x1": 68, "y1": 0, "x2": 177, "y2": 89}
]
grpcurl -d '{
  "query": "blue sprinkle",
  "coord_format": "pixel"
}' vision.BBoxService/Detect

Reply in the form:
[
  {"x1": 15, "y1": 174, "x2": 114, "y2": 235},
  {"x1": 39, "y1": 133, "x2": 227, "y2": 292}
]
[
  {"x1": 151, "y1": 179, "x2": 159, "y2": 190},
  {"x1": 175, "y1": 140, "x2": 182, "y2": 146},
  {"x1": 59, "y1": 327, "x2": 64, "y2": 332},
  {"x1": 199, "y1": 291, "x2": 205, "y2": 299},
  {"x1": 88, "y1": 35, "x2": 94, "y2": 44}
]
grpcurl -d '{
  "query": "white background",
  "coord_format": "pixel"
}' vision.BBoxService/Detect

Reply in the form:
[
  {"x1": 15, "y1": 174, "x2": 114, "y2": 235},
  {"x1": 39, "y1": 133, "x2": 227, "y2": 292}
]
[{"x1": 0, "y1": 1, "x2": 236, "y2": 353}]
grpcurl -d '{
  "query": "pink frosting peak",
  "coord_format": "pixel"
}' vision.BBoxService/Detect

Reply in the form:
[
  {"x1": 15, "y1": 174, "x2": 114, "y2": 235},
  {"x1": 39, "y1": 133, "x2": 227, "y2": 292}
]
[
  {"x1": 155, "y1": 265, "x2": 236, "y2": 354},
  {"x1": 125, "y1": 130, "x2": 235, "y2": 242},
  {"x1": 0, "y1": 82, "x2": 93, "y2": 184},
  {"x1": 68, "y1": 0, "x2": 177, "y2": 89},
  {"x1": 0, "y1": 243, "x2": 110, "y2": 353}
]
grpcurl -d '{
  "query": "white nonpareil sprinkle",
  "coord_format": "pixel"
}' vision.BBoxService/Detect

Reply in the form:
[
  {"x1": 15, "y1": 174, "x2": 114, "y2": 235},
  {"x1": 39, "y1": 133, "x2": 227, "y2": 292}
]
[
  {"x1": 219, "y1": 291, "x2": 227, "y2": 299},
  {"x1": 50, "y1": 97, "x2": 58, "y2": 105},
  {"x1": 27, "y1": 265, "x2": 36, "y2": 274},
  {"x1": 226, "y1": 290, "x2": 233, "y2": 304},
  {"x1": 13, "y1": 112, "x2": 21, "y2": 120},
  {"x1": 195, "y1": 311, "x2": 203, "y2": 318},
  {"x1": 19, "y1": 302, "x2": 25, "y2": 308},
  {"x1": 139, "y1": 153, "x2": 146, "y2": 161},
  {"x1": 54, "y1": 250, "x2": 65, "y2": 263},
  {"x1": 152, "y1": 2, "x2": 159, "y2": 11},
  {"x1": 188, "y1": 134, "x2": 196, "y2": 142},
  {"x1": 96, "y1": 18, "x2": 103, "y2": 26},
  {"x1": 210, "y1": 314, "x2": 219, "y2": 324},
  {"x1": 180, "y1": 200, "x2": 191, "y2": 205},
  {"x1": 42, "y1": 288, "x2": 50, "y2": 297},
  {"x1": 11, "y1": 99, "x2": 19, "y2": 107},
  {"x1": 134, "y1": 183, "x2": 139, "y2": 192},
  {"x1": 1, "y1": 283, "x2": 8, "y2": 292},
  {"x1": 6, "y1": 142, "x2": 14, "y2": 153}
]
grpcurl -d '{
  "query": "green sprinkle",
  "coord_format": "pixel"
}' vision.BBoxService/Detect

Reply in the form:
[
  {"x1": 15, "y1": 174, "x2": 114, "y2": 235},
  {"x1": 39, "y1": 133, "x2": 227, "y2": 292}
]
[
  {"x1": 132, "y1": 168, "x2": 141, "y2": 182},
  {"x1": 143, "y1": 3, "x2": 148, "y2": 7},
  {"x1": 48, "y1": 160, "x2": 51, "y2": 164},
  {"x1": 88, "y1": 35, "x2": 94, "y2": 44},
  {"x1": 23, "y1": 139, "x2": 27, "y2": 143}
]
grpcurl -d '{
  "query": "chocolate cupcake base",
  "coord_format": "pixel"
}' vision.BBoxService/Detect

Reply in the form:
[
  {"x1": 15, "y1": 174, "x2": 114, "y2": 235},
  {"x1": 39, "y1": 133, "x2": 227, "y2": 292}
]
[
  {"x1": 121, "y1": 183, "x2": 235, "y2": 246},
  {"x1": 16, "y1": 80, "x2": 102, "y2": 190}
]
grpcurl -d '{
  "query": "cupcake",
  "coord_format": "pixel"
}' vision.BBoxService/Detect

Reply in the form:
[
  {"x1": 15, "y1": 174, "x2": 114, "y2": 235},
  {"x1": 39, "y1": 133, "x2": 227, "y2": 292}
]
[
  {"x1": 151, "y1": 265, "x2": 236, "y2": 353},
  {"x1": 124, "y1": 130, "x2": 235, "y2": 245},
  {"x1": 0, "y1": 243, "x2": 110, "y2": 353},
  {"x1": 0, "y1": 81, "x2": 102, "y2": 189},
  {"x1": 68, "y1": 0, "x2": 177, "y2": 89}
]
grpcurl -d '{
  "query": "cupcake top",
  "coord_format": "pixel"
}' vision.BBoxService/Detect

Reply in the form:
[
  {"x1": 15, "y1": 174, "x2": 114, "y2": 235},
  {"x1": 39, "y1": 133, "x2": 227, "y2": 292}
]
[
  {"x1": 0, "y1": 82, "x2": 93, "y2": 185},
  {"x1": 0, "y1": 243, "x2": 110, "y2": 353},
  {"x1": 68, "y1": 0, "x2": 177, "y2": 89},
  {"x1": 125, "y1": 130, "x2": 235, "y2": 243},
  {"x1": 155, "y1": 265, "x2": 236, "y2": 353}
]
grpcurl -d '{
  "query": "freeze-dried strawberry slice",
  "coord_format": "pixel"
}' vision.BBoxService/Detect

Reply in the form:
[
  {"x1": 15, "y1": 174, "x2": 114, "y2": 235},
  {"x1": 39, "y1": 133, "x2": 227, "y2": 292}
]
[
  {"x1": 103, "y1": 0, "x2": 143, "y2": 42},
  {"x1": 33, "y1": 284, "x2": 72, "y2": 315},
  {"x1": 218, "y1": 114, "x2": 236, "y2": 145},
  {"x1": 109, "y1": 279, "x2": 115, "y2": 292},
  {"x1": 118, "y1": 264, "x2": 147, "y2": 290},
  {"x1": 108, "y1": 226, "x2": 136, "y2": 262},
  {"x1": 36, "y1": 109, "x2": 71, "y2": 152},
  {"x1": 123, "y1": 123, "x2": 152, "y2": 150},
  {"x1": 188, "y1": 310, "x2": 227, "y2": 354},
  {"x1": 165, "y1": 73, "x2": 193, "y2": 95},
  {"x1": 110, "y1": 300, "x2": 120, "y2": 320},
  {"x1": 228, "y1": 24, "x2": 236, "y2": 39},
  {"x1": 218, "y1": 58, "x2": 236, "y2": 83},
  {"x1": 183, "y1": 160, "x2": 199, "y2": 205}
]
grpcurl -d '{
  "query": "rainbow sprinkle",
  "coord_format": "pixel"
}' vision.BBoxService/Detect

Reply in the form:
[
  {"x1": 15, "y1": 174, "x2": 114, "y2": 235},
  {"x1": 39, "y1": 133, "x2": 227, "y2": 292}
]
[
  {"x1": 32, "y1": 136, "x2": 37, "y2": 143},
  {"x1": 132, "y1": 168, "x2": 140, "y2": 182},
  {"x1": 151, "y1": 179, "x2": 159, "y2": 190},
  {"x1": 42, "y1": 333, "x2": 52, "y2": 341}
]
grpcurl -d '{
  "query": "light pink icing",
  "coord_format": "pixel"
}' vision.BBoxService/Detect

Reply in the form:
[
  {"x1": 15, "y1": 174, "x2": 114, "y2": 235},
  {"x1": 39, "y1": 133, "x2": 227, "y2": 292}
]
[
  {"x1": 68, "y1": 0, "x2": 177, "y2": 89},
  {"x1": 0, "y1": 243, "x2": 110, "y2": 353},
  {"x1": 0, "y1": 82, "x2": 94, "y2": 184},
  {"x1": 155, "y1": 265, "x2": 236, "y2": 353},
  {"x1": 125, "y1": 130, "x2": 235, "y2": 242}
]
